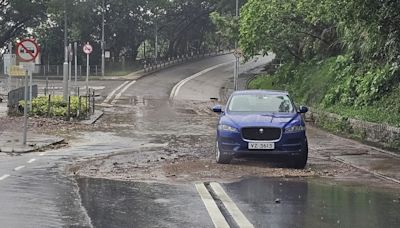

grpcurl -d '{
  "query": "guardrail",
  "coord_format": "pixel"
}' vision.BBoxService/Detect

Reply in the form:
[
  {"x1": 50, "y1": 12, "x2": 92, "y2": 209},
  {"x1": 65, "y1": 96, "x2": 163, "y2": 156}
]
[{"x1": 143, "y1": 50, "x2": 232, "y2": 73}]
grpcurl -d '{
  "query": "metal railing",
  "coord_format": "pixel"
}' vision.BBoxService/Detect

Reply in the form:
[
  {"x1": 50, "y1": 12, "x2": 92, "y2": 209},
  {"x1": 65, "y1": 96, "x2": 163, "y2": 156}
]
[{"x1": 143, "y1": 50, "x2": 231, "y2": 73}]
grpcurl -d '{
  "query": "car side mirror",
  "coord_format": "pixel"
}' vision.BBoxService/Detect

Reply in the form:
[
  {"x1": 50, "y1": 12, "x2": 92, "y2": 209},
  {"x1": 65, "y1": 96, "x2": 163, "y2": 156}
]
[
  {"x1": 298, "y1": 106, "x2": 309, "y2": 114},
  {"x1": 212, "y1": 105, "x2": 223, "y2": 113}
]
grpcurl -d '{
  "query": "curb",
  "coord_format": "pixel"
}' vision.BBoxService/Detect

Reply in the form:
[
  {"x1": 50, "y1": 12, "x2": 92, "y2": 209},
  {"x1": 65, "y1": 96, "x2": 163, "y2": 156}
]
[
  {"x1": 0, "y1": 137, "x2": 65, "y2": 153},
  {"x1": 80, "y1": 110, "x2": 104, "y2": 125}
]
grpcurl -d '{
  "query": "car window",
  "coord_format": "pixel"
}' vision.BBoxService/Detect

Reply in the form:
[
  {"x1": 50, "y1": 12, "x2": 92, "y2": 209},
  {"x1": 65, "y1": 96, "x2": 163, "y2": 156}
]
[{"x1": 228, "y1": 94, "x2": 295, "y2": 113}]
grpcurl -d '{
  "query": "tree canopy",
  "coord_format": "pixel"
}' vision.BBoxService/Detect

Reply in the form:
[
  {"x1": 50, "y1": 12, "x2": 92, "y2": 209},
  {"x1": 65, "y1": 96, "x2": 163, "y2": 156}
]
[{"x1": 1, "y1": 0, "x2": 235, "y2": 64}]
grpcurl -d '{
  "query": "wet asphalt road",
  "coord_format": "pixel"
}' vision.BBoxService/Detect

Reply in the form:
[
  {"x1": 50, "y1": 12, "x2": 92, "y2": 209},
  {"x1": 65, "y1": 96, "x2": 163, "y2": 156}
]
[
  {"x1": 0, "y1": 54, "x2": 400, "y2": 227},
  {"x1": 77, "y1": 177, "x2": 400, "y2": 228}
]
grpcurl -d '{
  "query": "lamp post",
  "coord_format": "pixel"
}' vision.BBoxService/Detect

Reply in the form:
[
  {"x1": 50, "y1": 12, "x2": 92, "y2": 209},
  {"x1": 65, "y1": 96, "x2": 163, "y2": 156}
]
[
  {"x1": 63, "y1": 0, "x2": 69, "y2": 101},
  {"x1": 233, "y1": 0, "x2": 240, "y2": 91},
  {"x1": 101, "y1": 0, "x2": 105, "y2": 77},
  {"x1": 155, "y1": 19, "x2": 158, "y2": 63}
]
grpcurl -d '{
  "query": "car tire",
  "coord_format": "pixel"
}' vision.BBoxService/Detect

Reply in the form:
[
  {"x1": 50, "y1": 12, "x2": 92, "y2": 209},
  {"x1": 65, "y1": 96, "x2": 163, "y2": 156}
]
[
  {"x1": 215, "y1": 141, "x2": 232, "y2": 164},
  {"x1": 292, "y1": 142, "x2": 308, "y2": 169}
]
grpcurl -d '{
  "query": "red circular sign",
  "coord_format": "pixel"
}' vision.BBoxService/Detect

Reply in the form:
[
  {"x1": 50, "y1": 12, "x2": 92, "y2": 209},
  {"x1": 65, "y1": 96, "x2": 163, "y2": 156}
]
[
  {"x1": 16, "y1": 39, "x2": 40, "y2": 62},
  {"x1": 83, "y1": 43, "x2": 93, "y2": 54}
]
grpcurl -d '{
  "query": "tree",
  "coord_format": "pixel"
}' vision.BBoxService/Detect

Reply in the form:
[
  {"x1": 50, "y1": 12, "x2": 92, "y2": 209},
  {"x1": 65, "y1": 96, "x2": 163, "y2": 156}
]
[
  {"x1": 0, "y1": 0, "x2": 48, "y2": 47},
  {"x1": 239, "y1": 0, "x2": 339, "y2": 62}
]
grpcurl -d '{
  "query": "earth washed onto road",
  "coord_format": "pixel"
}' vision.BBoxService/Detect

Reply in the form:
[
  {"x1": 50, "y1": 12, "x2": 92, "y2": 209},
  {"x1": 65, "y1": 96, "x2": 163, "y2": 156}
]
[{"x1": 64, "y1": 98, "x2": 394, "y2": 187}]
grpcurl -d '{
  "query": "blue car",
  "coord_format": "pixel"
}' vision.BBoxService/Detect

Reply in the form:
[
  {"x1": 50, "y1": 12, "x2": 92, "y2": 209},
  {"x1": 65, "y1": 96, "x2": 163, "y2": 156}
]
[{"x1": 213, "y1": 90, "x2": 309, "y2": 169}]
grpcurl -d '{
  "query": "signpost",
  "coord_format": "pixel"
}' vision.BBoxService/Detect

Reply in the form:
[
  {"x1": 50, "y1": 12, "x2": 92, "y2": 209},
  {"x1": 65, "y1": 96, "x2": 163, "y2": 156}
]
[
  {"x1": 233, "y1": 49, "x2": 242, "y2": 91},
  {"x1": 15, "y1": 38, "x2": 40, "y2": 145},
  {"x1": 83, "y1": 43, "x2": 93, "y2": 93},
  {"x1": 17, "y1": 39, "x2": 40, "y2": 110},
  {"x1": 74, "y1": 42, "x2": 78, "y2": 87}
]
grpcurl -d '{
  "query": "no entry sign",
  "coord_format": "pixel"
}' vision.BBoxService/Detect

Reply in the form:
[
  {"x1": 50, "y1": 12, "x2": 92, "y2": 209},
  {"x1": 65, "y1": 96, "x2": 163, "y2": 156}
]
[
  {"x1": 16, "y1": 39, "x2": 40, "y2": 62},
  {"x1": 83, "y1": 43, "x2": 93, "y2": 54}
]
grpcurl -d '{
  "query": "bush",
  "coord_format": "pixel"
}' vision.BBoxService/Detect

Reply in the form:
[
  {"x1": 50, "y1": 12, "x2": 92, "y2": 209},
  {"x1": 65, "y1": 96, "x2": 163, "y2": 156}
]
[
  {"x1": 19, "y1": 95, "x2": 88, "y2": 118},
  {"x1": 248, "y1": 57, "x2": 400, "y2": 127}
]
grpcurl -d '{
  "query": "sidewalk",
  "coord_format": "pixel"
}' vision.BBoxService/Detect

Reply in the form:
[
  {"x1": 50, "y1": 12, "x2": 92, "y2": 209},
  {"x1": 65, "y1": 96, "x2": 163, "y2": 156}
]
[
  {"x1": 0, "y1": 131, "x2": 64, "y2": 153},
  {"x1": 0, "y1": 101, "x2": 65, "y2": 153}
]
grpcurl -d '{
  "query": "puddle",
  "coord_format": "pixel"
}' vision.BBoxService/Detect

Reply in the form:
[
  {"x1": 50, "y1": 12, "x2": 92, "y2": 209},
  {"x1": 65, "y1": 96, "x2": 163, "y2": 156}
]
[{"x1": 223, "y1": 177, "x2": 400, "y2": 228}]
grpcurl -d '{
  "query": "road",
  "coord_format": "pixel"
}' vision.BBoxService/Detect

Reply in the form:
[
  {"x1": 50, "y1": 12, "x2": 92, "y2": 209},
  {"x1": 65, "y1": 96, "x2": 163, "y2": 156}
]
[{"x1": 0, "y1": 54, "x2": 399, "y2": 227}]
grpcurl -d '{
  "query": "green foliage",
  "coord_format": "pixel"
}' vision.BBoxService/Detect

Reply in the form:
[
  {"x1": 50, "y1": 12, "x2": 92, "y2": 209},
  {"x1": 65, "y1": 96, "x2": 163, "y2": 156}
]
[
  {"x1": 19, "y1": 96, "x2": 88, "y2": 118},
  {"x1": 323, "y1": 56, "x2": 399, "y2": 107},
  {"x1": 0, "y1": 0, "x2": 48, "y2": 45},
  {"x1": 209, "y1": 12, "x2": 238, "y2": 49},
  {"x1": 239, "y1": 0, "x2": 339, "y2": 62},
  {"x1": 249, "y1": 59, "x2": 400, "y2": 127},
  {"x1": 240, "y1": 0, "x2": 400, "y2": 111},
  {"x1": 249, "y1": 57, "x2": 337, "y2": 105}
]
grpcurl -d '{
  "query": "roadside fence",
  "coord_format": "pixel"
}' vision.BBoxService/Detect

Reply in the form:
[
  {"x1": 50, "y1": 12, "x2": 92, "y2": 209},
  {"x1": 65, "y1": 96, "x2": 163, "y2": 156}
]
[{"x1": 143, "y1": 50, "x2": 232, "y2": 73}]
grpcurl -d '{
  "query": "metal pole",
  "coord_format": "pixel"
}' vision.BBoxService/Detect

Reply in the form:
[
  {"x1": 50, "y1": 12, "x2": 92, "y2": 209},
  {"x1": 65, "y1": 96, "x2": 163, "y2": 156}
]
[
  {"x1": 68, "y1": 43, "x2": 72, "y2": 95},
  {"x1": 86, "y1": 52, "x2": 89, "y2": 93},
  {"x1": 45, "y1": 67, "x2": 48, "y2": 96},
  {"x1": 7, "y1": 42, "x2": 12, "y2": 92},
  {"x1": 22, "y1": 70, "x2": 28, "y2": 145},
  {"x1": 155, "y1": 20, "x2": 158, "y2": 63},
  {"x1": 234, "y1": 0, "x2": 240, "y2": 91},
  {"x1": 101, "y1": 0, "x2": 105, "y2": 77},
  {"x1": 29, "y1": 70, "x2": 32, "y2": 110},
  {"x1": 63, "y1": 0, "x2": 69, "y2": 101},
  {"x1": 74, "y1": 42, "x2": 78, "y2": 87}
]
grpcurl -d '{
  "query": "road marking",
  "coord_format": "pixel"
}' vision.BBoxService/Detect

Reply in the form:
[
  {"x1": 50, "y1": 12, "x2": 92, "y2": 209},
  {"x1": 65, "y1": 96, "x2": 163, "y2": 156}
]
[
  {"x1": 210, "y1": 182, "x2": 254, "y2": 228},
  {"x1": 39, "y1": 152, "x2": 47, "y2": 156},
  {"x1": 27, "y1": 158, "x2": 36, "y2": 164},
  {"x1": 0, "y1": 174, "x2": 10, "y2": 181},
  {"x1": 169, "y1": 61, "x2": 234, "y2": 100},
  {"x1": 111, "y1": 80, "x2": 136, "y2": 105},
  {"x1": 195, "y1": 183, "x2": 230, "y2": 228},
  {"x1": 102, "y1": 81, "x2": 129, "y2": 104},
  {"x1": 14, "y1": 166, "x2": 25, "y2": 171}
]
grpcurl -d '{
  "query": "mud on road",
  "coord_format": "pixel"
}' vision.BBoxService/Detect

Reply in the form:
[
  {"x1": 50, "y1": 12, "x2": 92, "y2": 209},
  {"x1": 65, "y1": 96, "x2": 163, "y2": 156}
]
[{"x1": 64, "y1": 98, "x2": 398, "y2": 188}]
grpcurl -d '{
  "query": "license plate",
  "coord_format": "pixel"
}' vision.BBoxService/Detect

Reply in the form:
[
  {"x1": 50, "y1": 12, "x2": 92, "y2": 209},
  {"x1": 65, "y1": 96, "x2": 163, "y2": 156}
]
[{"x1": 248, "y1": 142, "x2": 275, "y2": 150}]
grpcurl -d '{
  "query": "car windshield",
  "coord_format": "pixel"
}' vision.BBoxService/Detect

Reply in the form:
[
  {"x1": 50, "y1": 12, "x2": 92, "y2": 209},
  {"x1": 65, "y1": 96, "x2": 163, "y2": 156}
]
[{"x1": 228, "y1": 94, "x2": 295, "y2": 113}]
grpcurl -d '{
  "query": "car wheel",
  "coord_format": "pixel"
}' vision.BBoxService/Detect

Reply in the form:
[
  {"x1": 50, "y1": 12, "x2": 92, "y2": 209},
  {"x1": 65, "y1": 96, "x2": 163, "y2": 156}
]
[
  {"x1": 215, "y1": 141, "x2": 232, "y2": 164},
  {"x1": 292, "y1": 142, "x2": 308, "y2": 169}
]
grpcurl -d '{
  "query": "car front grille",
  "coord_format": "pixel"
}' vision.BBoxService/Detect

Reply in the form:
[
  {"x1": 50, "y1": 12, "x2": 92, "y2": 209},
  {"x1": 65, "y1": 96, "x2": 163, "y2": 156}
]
[{"x1": 242, "y1": 127, "x2": 282, "y2": 141}]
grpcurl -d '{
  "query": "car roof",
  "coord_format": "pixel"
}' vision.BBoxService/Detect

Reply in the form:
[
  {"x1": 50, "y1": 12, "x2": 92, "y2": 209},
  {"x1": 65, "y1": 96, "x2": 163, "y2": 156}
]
[{"x1": 231, "y1": 90, "x2": 289, "y2": 96}]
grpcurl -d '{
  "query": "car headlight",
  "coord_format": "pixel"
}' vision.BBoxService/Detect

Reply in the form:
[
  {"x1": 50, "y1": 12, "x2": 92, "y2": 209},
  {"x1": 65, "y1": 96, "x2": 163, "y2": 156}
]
[
  {"x1": 285, "y1": 125, "x2": 306, "y2": 133},
  {"x1": 218, "y1": 124, "x2": 239, "y2": 133}
]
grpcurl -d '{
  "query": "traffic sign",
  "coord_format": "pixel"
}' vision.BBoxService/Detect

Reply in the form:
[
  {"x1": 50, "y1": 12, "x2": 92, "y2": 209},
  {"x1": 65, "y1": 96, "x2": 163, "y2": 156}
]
[
  {"x1": 233, "y1": 49, "x2": 242, "y2": 58},
  {"x1": 83, "y1": 43, "x2": 93, "y2": 54},
  {"x1": 16, "y1": 39, "x2": 40, "y2": 62},
  {"x1": 3, "y1": 54, "x2": 16, "y2": 75},
  {"x1": 105, "y1": 50, "x2": 111, "y2": 58},
  {"x1": 8, "y1": 65, "x2": 26, "y2": 77}
]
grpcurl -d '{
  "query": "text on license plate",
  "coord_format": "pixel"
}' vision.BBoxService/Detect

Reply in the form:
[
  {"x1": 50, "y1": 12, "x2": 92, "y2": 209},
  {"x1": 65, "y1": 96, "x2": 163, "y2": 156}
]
[{"x1": 248, "y1": 142, "x2": 275, "y2": 150}]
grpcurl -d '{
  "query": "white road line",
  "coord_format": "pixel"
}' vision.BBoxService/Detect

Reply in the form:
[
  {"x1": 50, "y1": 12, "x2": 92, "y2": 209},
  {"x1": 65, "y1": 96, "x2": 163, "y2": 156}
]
[
  {"x1": 14, "y1": 166, "x2": 25, "y2": 171},
  {"x1": 195, "y1": 183, "x2": 230, "y2": 228},
  {"x1": 27, "y1": 158, "x2": 36, "y2": 164},
  {"x1": 111, "y1": 80, "x2": 136, "y2": 105},
  {"x1": 210, "y1": 182, "x2": 254, "y2": 228},
  {"x1": 169, "y1": 61, "x2": 234, "y2": 100},
  {"x1": 39, "y1": 152, "x2": 47, "y2": 156},
  {"x1": 0, "y1": 174, "x2": 10, "y2": 181},
  {"x1": 102, "y1": 81, "x2": 130, "y2": 104}
]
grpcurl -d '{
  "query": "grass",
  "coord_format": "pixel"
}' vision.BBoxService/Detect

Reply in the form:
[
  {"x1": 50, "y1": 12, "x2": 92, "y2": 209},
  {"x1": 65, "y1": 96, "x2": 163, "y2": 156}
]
[{"x1": 249, "y1": 58, "x2": 400, "y2": 127}]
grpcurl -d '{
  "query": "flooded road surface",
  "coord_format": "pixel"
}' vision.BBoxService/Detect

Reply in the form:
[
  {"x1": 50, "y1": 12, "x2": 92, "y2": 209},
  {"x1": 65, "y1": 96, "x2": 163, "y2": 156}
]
[
  {"x1": 77, "y1": 177, "x2": 400, "y2": 228},
  {"x1": 0, "y1": 159, "x2": 91, "y2": 227},
  {"x1": 77, "y1": 178, "x2": 214, "y2": 228},
  {"x1": 222, "y1": 178, "x2": 400, "y2": 228}
]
